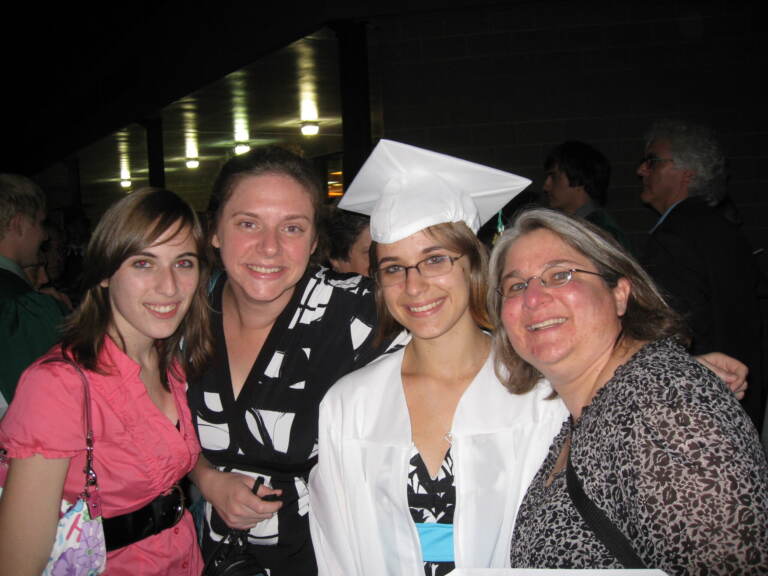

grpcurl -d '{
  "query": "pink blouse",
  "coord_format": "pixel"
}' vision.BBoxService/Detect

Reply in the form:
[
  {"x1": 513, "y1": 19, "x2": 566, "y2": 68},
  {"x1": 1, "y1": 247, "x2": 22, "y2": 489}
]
[{"x1": 0, "y1": 337, "x2": 203, "y2": 575}]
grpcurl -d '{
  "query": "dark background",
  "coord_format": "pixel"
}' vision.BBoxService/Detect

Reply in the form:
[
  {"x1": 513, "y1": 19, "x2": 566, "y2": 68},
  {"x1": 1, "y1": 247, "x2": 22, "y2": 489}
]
[{"x1": 2, "y1": 0, "x2": 766, "y2": 252}]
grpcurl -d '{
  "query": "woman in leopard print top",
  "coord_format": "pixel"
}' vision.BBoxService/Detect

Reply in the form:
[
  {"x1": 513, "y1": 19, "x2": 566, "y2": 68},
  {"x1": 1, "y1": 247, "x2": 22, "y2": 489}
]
[{"x1": 488, "y1": 209, "x2": 768, "y2": 575}]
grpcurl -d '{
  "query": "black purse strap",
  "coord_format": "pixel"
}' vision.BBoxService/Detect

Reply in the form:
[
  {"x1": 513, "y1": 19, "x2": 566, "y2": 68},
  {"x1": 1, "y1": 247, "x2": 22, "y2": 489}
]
[{"x1": 566, "y1": 454, "x2": 646, "y2": 568}]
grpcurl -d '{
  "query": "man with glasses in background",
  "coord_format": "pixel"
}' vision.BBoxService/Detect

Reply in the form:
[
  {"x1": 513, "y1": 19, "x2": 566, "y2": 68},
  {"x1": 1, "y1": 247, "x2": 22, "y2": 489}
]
[{"x1": 638, "y1": 119, "x2": 766, "y2": 436}]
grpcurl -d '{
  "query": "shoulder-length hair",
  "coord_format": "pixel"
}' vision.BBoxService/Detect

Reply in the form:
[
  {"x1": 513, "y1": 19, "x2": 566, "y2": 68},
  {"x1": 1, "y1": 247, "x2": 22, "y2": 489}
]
[
  {"x1": 371, "y1": 221, "x2": 491, "y2": 346},
  {"x1": 487, "y1": 208, "x2": 687, "y2": 394},
  {"x1": 60, "y1": 188, "x2": 212, "y2": 389}
]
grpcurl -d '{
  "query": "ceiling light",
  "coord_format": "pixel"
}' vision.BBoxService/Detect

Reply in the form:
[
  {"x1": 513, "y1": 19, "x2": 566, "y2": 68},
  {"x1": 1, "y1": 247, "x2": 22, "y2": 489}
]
[
  {"x1": 120, "y1": 180, "x2": 131, "y2": 189},
  {"x1": 234, "y1": 143, "x2": 251, "y2": 155},
  {"x1": 301, "y1": 122, "x2": 319, "y2": 136},
  {"x1": 186, "y1": 159, "x2": 200, "y2": 169}
]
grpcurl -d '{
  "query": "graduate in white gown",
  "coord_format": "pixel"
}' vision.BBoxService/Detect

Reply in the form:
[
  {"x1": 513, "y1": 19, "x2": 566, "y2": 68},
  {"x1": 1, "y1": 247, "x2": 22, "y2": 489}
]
[{"x1": 308, "y1": 140, "x2": 570, "y2": 576}]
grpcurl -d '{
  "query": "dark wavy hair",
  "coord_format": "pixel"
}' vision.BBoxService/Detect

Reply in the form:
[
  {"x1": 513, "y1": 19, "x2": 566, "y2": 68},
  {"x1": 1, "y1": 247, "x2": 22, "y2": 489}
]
[
  {"x1": 371, "y1": 221, "x2": 491, "y2": 346},
  {"x1": 544, "y1": 141, "x2": 611, "y2": 206},
  {"x1": 60, "y1": 188, "x2": 212, "y2": 389},
  {"x1": 321, "y1": 205, "x2": 370, "y2": 263},
  {"x1": 488, "y1": 208, "x2": 687, "y2": 394}
]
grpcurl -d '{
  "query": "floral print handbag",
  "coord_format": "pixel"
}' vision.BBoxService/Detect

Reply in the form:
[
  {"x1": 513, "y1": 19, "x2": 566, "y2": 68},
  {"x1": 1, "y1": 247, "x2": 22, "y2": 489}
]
[{"x1": 0, "y1": 357, "x2": 106, "y2": 575}]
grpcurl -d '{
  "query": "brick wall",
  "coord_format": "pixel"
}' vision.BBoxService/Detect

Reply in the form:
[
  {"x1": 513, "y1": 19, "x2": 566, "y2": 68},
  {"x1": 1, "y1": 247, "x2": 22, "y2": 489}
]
[{"x1": 367, "y1": 0, "x2": 768, "y2": 264}]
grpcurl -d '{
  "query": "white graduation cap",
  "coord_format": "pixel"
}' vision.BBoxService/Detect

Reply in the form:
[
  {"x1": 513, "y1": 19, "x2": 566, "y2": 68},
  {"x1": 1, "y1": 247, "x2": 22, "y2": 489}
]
[{"x1": 338, "y1": 139, "x2": 531, "y2": 244}]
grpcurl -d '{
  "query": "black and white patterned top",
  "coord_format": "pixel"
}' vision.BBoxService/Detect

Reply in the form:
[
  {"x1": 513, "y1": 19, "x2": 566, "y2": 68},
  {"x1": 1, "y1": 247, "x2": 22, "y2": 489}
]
[
  {"x1": 510, "y1": 338, "x2": 768, "y2": 575},
  {"x1": 408, "y1": 447, "x2": 456, "y2": 576},
  {"x1": 188, "y1": 267, "x2": 395, "y2": 574}
]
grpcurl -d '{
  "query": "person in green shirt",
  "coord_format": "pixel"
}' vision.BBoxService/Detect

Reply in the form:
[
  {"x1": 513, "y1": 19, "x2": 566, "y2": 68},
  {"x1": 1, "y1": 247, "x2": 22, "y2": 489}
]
[{"x1": 0, "y1": 174, "x2": 67, "y2": 408}]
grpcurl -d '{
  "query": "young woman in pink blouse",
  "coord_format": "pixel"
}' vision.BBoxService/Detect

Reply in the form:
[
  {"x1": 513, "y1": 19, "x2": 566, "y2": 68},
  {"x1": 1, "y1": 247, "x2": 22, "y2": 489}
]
[{"x1": 0, "y1": 188, "x2": 212, "y2": 575}]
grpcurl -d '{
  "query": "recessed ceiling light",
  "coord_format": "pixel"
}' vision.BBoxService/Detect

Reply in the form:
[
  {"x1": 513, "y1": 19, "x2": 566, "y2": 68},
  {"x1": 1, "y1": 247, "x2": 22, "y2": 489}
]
[{"x1": 301, "y1": 121, "x2": 320, "y2": 136}]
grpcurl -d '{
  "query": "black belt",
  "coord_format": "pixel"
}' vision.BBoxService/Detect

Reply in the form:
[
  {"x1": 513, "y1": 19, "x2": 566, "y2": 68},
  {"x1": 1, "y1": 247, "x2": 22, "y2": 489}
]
[{"x1": 103, "y1": 485, "x2": 185, "y2": 551}]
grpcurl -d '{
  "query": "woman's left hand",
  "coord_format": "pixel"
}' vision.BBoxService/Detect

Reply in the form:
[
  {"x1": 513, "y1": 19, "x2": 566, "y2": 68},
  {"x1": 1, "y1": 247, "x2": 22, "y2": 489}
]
[{"x1": 695, "y1": 352, "x2": 748, "y2": 399}]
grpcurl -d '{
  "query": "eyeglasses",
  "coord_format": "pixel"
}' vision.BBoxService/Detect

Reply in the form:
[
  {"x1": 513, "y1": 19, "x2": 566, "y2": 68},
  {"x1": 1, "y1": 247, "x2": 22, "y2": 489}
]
[
  {"x1": 497, "y1": 267, "x2": 607, "y2": 299},
  {"x1": 375, "y1": 254, "x2": 464, "y2": 287},
  {"x1": 639, "y1": 154, "x2": 674, "y2": 169}
]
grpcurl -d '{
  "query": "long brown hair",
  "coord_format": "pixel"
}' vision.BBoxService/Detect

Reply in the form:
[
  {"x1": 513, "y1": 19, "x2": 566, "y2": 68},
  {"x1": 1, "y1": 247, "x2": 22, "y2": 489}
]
[{"x1": 60, "y1": 188, "x2": 212, "y2": 389}]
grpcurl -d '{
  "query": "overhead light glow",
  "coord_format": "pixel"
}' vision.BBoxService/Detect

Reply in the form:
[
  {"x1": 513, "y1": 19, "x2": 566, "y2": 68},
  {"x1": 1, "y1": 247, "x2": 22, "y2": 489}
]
[
  {"x1": 230, "y1": 71, "x2": 251, "y2": 148},
  {"x1": 300, "y1": 98, "x2": 318, "y2": 122},
  {"x1": 301, "y1": 122, "x2": 320, "y2": 136},
  {"x1": 296, "y1": 41, "x2": 319, "y2": 124},
  {"x1": 186, "y1": 159, "x2": 200, "y2": 169},
  {"x1": 117, "y1": 129, "x2": 131, "y2": 191},
  {"x1": 183, "y1": 98, "x2": 199, "y2": 161},
  {"x1": 234, "y1": 117, "x2": 250, "y2": 143}
]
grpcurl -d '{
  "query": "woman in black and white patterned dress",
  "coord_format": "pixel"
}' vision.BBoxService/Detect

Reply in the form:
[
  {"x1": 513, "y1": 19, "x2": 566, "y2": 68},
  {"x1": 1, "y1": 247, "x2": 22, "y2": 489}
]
[
  {"x1": 187, "y1": 147, "x2": 397, "y2": 575},
  {"x1": 488, "y1": 208, "x2": 768, "y2": 574}
]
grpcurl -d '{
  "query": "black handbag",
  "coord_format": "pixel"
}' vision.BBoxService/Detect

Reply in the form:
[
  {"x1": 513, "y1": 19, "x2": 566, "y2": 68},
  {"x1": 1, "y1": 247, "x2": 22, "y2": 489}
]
[
  {"x1": 203, "y1": 528, "x2": 267, "y2": 576},
  {"x1": 203, "y1": 476, "x2": 274, "y2": 576},
  {"x1": 566, "y1": 454, "x2": 647, "y2": 568}
]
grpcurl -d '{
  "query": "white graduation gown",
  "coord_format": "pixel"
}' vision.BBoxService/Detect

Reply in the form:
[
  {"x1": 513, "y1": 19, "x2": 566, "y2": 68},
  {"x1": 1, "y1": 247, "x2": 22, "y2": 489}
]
[{"x1": 308, "y1": 347, "x2": 569, "y2": 576}]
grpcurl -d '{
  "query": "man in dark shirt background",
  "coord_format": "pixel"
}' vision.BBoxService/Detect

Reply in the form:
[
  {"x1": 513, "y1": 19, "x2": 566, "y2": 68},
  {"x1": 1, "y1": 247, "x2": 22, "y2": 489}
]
[{"x1": 638, "y1": 120, "x2": 765, "y2": 432}]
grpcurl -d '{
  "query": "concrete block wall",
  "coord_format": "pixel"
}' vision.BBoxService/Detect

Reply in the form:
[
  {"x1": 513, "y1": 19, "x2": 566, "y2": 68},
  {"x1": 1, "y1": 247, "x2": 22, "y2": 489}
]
[{"x1": 367, "y1": 0, "x2": 768, "y2": 260}]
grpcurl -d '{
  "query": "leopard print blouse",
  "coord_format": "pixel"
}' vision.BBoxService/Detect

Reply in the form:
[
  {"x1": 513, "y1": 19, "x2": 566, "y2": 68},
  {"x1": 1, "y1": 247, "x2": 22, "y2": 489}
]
[{"x1": 510, "y1": 338, "x2": 768, "y2": 575}]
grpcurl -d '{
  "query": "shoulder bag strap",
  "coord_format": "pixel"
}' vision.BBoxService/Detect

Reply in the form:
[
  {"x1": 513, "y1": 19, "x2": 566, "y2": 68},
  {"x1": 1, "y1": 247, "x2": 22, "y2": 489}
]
[
  {"x1": 566, "y1": 454, "x2": 646, "y2": 568},
  {"x1": 42, "y1": 357, "x2": 99, "y2": 500}
]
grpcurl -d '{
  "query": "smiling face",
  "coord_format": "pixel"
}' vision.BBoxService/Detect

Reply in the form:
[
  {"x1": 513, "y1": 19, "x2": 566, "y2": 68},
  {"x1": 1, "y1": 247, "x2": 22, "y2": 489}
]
[
  {"x1": 376, "y1": 229, "x2": 474, "y2": 342},
  {"x1": 102, "y1": 224, "x2": 199, "y2": 356},
  {"x1": 212, "y1": 173, "x2": 317, "y2": 310},
  {"x1": 499, "y1": 228, "x2": 629, "y2": 384}
]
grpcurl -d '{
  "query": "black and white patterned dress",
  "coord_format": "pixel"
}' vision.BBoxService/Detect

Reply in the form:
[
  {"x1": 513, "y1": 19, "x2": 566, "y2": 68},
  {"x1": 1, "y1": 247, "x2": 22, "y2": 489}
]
[
  {"x1": 510, "y1": 338, "x2": 768, "y2": 575},
  {"x1": 188, "y1": 267, "x2": 393, "y2": 575},
  {"x1": 408, "y1": 447, "x2": 456, "y2": 576}
]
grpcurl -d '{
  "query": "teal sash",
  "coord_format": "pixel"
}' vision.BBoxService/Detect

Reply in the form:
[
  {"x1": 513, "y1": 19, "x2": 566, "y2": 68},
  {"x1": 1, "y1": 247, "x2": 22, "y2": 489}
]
[{"x1": 415, "y1": 523, "x2": 454, "y2": 563}]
